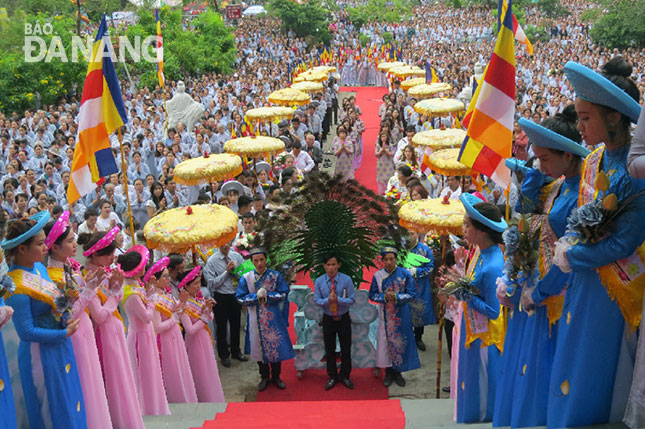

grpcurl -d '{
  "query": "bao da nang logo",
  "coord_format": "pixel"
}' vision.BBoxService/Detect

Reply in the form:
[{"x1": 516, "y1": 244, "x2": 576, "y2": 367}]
[{"x1": 23, "y1": 22, "x2": 159, "y2": 63}]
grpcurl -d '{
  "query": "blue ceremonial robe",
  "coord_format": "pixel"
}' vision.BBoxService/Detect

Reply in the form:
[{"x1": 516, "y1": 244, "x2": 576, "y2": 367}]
[
  {"x1": 369, "y1": 266, "x2": 420, "y2": 373},
  {"x1": 0, "y1": 298, "x2": 17, "y2": 429},
  {"x1": 456, "y1": 245, "x2": 503, "y2": 423},
  {"x1": 409, "y1": 242, "x2": 436, "y2": 327},
  {"x1": 6, "y1": 263, "x2": 86, "y2": 429},
  {"x1": 548, "y1": 145, "x2": 645, "y2": 428},
  {"x1": 510, "y1": 172, "x2": 579, "y2": 428},
  {"x1": 236, "y1": 269, "x2": 295, "y2": 364}
]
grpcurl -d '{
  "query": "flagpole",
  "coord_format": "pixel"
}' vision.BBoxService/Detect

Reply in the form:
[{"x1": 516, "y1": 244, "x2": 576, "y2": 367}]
[{"x1": 118, "y1": 127, "x2": 137, "y2": 245}]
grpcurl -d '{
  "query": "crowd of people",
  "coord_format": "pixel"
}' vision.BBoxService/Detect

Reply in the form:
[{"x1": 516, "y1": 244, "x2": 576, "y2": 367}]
[{"x1": 0, "y1": 0, "x2": 644, "y2": 428}]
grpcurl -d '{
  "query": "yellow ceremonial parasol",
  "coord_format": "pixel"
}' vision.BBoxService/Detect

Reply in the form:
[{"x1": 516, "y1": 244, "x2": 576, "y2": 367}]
[
  {"x1": 311, "y1": 65, "x2": 337, "y2": 73},
  {"x1": 398, "y1": 197, "x2": 465, "y2": 235},
  {"x1": 427, "y1": 148, "x2": 472, "y2": 177},
  {"x1": 173, "y1": 153, "x2": 242, "y2": 202},
  {"x1": 224, "y1": 136, "x2": 285, "y2": 166},
  {"x1": 389, "y1": 65, "x2": 426, "y2": 78},
  {"x1": 400, "y1": 77, "x2": 426, "y2": 91},
  {"x1": 411, "y1": 129, "x2": 466, "y2": 150},
  {"x1": 244, "y1": 106, "x2": 294, "y2": 123},
  {"x1": 291, "y1": 81, "x2": 324, "y2": 93},
  {"x1": 293, "y1": 70, "x2": 328, "y2": 83},
  {"x1": 377, "y1": 61, "x2": 405, "y2": 71},
  {"x1": 414, "y1": 98, "x2": 465, "y2": 115},
  {"x1": 408, "y1": 83, "x2": 453, "y2": 100},
  {"x1": 144, "y1": 204, "x2": 239, "y2": 258},
  {"x1": 268, "y1": 88, "x2": 311, "y2": 106}
]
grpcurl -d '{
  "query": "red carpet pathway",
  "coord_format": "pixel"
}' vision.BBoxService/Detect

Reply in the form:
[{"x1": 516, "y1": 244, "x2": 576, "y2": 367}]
[
  {"x1": 255, "y1": 87, "x2": 389, "y2": 403},
  {"x1": 197, "y1": 399, "x2": 406, "y2": 429},
  {"x1": 342, "y1": 86, "x2": 389, "y2": 192}
]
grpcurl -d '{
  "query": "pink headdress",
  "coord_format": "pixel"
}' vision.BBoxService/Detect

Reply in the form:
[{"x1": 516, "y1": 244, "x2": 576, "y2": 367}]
[
  {"x1": 143, "y1": 256, "x2": 170, "y2": 283},
  {"x1": 118, "y1": 245, "x2": 150, "y2": 278},
  {"x1": 44, "y1": 211, "x2": 70, "y2": 250},
  {"x1": 177, "y1": 266, "x2": 202, "y2": 290},
  {"x1": 82, "y1": 226, "x2": 120, "y2": 257}
]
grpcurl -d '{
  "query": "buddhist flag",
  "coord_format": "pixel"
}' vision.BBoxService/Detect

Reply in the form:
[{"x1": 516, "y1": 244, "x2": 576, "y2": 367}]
[
  {"x1": 458, "y1": 0, "x2": 515, "y2": 187},
  {"x1": 67, "y1": 15, "x2": 127, "y2": 204},
  {"x1": 425, "y1": 61, "x2": 439, "y2": 83},
  {"x1": 499, "y1": 0, "x2": 533, "y2": 55},
  {"x1": 156, "y1": 9, "x2": 164, "y2": 87}
]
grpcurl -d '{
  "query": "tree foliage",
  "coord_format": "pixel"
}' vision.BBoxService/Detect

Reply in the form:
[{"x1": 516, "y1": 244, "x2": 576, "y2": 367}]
[
  {"x1": 124, "y1": 8, "x2": 236, "y2": 89},
  {"x1": 266, "y1": 0, "x2": 331, "y2": 44},
  {"x1": 348, "y1": 0, "x2": 414, "y2": 29},
  {"x1": 0, "y1": 14, "x2": 87, "y2": 113},
  {"x1": 589, "y1": 0, "x2": 645, "y2": 49}
]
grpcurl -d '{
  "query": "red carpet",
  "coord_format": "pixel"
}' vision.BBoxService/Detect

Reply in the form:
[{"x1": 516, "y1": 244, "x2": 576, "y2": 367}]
[
  {"x1": 254, "y1": 87, "x2": 389, "y2": 403},
  {"x1": 342, "y1": 86, "x2": 389, "y2": 193},
  {"x1": 196, "y1": 399, "x2": 406, "y2": 428}
]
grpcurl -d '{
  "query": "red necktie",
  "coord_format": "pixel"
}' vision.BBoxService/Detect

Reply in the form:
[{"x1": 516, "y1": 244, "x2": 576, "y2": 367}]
[{"x1": 330, "y1": 278, "x2": 338, "y2": 315}]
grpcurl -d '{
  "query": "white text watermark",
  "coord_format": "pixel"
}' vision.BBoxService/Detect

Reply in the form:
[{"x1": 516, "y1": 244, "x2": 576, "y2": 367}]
[{"x1": 23, "y1": 23, "x2": 159, "y2": 63}]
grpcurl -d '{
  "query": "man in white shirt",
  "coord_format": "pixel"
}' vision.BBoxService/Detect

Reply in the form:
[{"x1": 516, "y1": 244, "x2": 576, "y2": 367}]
[
  {"x1": 290, "y1": 142, "x2": 315, "y2": 174},
  {"x1": 439, "y1": 176, "x2": 462, "y2": 200}
]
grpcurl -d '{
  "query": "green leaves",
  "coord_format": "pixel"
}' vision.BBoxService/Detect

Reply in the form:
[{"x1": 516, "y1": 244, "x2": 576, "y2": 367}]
[{"x1": 267, "y1": 0, "x2": 330, "y2": 44}]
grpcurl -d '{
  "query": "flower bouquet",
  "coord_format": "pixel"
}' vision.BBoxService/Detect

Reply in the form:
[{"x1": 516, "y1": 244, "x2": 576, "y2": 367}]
[
  {"x1": 54, "y1": 265, "x2": 81, "y2": 325},
  {"x1": 233, "y1": 232, "x2": 258, "y2": 259},
  {"x1": 502, "y1": 215, "x2": 539, "y2": 280},
  {"x1": 437, "y1": 265, "x2": 480, "y2": 302},
  {"x1": 565, "y1": 171, "x2": 641, "y2": 244}
]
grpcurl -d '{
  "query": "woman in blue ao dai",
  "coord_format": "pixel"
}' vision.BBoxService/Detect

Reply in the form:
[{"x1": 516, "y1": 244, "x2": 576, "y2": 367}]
[
  {"x1": 453, "y1": 195, "x2": 506, "y2": 423},
  {"x1": 550, "y1": 58, "x2": 645, "y2": 428}
]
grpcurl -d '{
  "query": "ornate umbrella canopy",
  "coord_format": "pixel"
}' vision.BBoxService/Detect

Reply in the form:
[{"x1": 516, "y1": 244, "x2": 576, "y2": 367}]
[
  {"x1": 400, "y1": 77, "x2": 426, "y2": 91},
  {"x1": 408, "y1": 83, "x2": 453, "y2": 100},
  {"x1": 223, "y1": 136, "x2": 285, "y2": 157},
  {"x1": 427, "y1": 148, "x2": 472, "y2": 176},
  {"x1": 244, "y1": 106, "x2": 294, "y2": 122},
  {"x1": 291, "y1": 81, "x2": 324, "y2": 93},
  {"x1": 414, "y1": 98, "x2": 465, "y2": 115},
  {"x1": 173, "y1": 153, "x2": 242, "y2": 187},
  {"x1": 411, "y1": 129, "x2": 466, "y2": 150},
  {"x1": 293, "y1": 70, "x2": 327, "y2": 83},
  {"x1": 144, "y1": 204, "x2": 238, "y2": 253},
  {"x1": 398, "y1": 198, "x2": 465, "y2": 235},
  {"x1": 377, "y1": 61, "x2": 405, "y2": 71},
  {"x1": 311, "y1": 65, "x2": 337, "y2": 73},
  {"x1": 268, "y1": 88, "x2": 311, "y2": 106},
  {"x1": 389, "y1": 65, "x2": 425, "y2": 78}
]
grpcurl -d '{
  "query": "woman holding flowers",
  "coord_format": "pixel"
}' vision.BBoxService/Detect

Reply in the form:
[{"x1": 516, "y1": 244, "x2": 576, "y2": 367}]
[
  {"x1": 44, "y1": 212, "x2": 113, "y2": 429},
  {"x1": 3, "y1": 212, "x2": 87, "y2": 428},
  {"x1": 147, "y1": 258, "x2": 198, "y2": 404},
  {"x1": 551, "y1": 57, "x2": 645, "y2": 428},
  {"x1": 80, "y1": 228, "x2": 145, "y2": 429},
  {"x1": 448, "y1": 194, "x2": 505, "y2": 423},
  {"x1": 119, "y1": 246, "x2": 171, "y2": 416},
  {"x1": 493, "y1": 106, "x2": 590, "y2": 428}
]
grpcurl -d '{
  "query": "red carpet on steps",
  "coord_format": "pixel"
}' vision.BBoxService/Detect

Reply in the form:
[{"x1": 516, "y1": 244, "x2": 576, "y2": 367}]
[
  {"x1": 342, "y1": 86, "x2": 389, "y2": 193},
  {"x1": 196, "y1": 399, "x2": 406, "y2": 429},
  {"x1": 254, "y1": 87, "x2": 389, "y2": 403}
]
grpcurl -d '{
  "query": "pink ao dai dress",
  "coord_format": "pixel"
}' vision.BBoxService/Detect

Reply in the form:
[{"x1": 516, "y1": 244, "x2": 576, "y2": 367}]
[
  {"x1": 150, "y1": 290, "x2": 198, "y2": 403},
  {"x1": 122, "y1": 280, "x2": 171, "y2": 415},
  {"x1": 180, "y1": 297, "x2": 225, "y2": 402},
  {"x1": 47, "y1": 260, "x2": 112, "y2": 429},
  {"x1": 87, "y1": 263, "x2": 144, "y2": 429}
]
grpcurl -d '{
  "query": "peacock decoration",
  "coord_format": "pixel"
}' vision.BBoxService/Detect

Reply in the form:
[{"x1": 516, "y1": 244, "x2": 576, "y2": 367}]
[{"x1": 253, "y1": 173, "x2": 409, "y2": 287}]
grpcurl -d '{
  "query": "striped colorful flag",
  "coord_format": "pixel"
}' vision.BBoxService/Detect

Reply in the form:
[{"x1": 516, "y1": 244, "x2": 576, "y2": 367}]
[
  {"x1": 458, "y1": 0, "x2": 515, "y2": 187},
  {"x1": 155, "y1": 9, "x2": 165, "y2": 87},
  {"x1": 425, "y1": 61, "x2": 439, "y2": 83},
  {"x1": 67, "y1": 15, "x2": 127, "y2": 205},
  {"x1": 499, "y1": 0, "x2": 533, "y2": 55}
]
